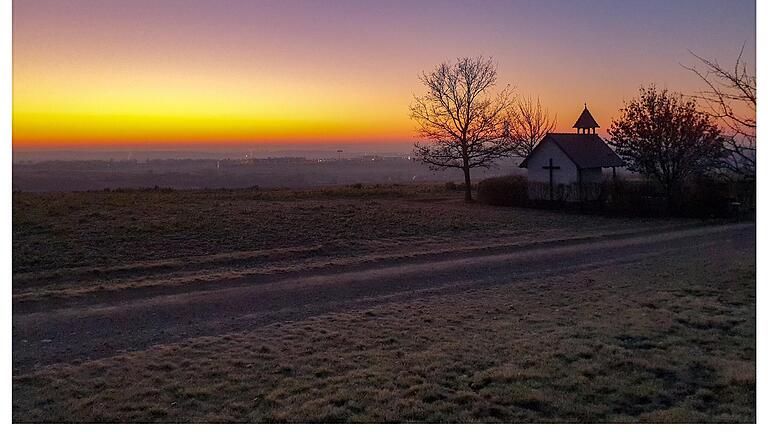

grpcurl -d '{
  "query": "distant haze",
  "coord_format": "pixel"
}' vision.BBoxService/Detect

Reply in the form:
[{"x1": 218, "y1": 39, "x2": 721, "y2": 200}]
[
  {"x1": 12, "y1": 145, "x2": 414, "y2": 163},
  {"x1": 13, "y1": 0, "x2": 755, "y2": 151}
]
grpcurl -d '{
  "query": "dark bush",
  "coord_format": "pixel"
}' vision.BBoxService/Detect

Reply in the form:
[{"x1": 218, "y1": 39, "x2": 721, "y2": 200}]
[
  {"x1": 608, "y1": 179, "x2": 667, "y2": 217},
  {"x1": 444, "y1": 181, "x2": 458, "y2": 191},
  {"x1": 478, "y1": 174, "x2": 753, "y2": 219},
  {"x1": 676, "y1": 177, "x2": 733, "y2": 218},
  {"x1": 609, "y1": 177, "x2": 755, "y2": 218},
  {"x1": 477, "y1": 175, "x2": 528, "y2": 206}
]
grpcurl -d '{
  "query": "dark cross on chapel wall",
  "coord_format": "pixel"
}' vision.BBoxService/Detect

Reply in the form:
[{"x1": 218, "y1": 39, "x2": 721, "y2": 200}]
[{"x1": 542, "y1": 158, "x2": 560, "y2": 200}]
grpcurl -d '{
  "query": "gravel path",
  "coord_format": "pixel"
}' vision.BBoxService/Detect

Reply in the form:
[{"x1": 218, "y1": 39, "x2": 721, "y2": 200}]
[{"x1": 12, "y1": 223, "x2": 754, "y2": 373}]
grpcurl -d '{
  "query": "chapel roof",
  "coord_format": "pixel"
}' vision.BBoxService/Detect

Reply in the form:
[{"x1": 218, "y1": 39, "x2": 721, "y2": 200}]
[
  {"x1": 518, "y1": 133, "x2": 625, "y2": 169},
  {"x1": 573, "y1": 105, "x2": 600, "y2": 129}
]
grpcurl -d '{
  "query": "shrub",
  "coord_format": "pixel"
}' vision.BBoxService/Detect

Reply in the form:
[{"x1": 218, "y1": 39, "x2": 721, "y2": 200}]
[
  {"x1": 477, "y1": 175, "x2": 752, "y2": 219},
  {"x1": 477, "y1": 175, "x2": 528, "y2": 206},
  {"x1": 444, "y1": 181, "x2": 458, "y2": 191},
  {"x1": 608, "y1": 179, "x2": 667, "y2": 217},
  {"x1": 676, "y1": 177, "x2": 732, "y2": 218},
  {"x1": 609, "y1": 177, "x2": 751, "y2": 218}
]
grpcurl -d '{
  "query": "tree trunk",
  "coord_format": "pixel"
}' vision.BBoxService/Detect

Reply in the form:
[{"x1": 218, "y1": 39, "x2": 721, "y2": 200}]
[
  {"x1": 463, "y1": 165, "x2": 473, "y2": 202},
  {"x1": 664, "y1": 181, "x2": 675, "y2": 215}
]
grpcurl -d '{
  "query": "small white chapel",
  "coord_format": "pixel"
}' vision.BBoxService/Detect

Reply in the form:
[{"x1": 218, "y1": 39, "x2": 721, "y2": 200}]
[{"x1": 518, "y1": 105, "x2": 624, "y2": 201}]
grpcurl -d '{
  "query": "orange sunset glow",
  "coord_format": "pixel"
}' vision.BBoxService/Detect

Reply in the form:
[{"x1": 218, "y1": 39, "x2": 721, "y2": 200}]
[{"x1": 12, "y1": 0, "x2": 755, "y2": 150}]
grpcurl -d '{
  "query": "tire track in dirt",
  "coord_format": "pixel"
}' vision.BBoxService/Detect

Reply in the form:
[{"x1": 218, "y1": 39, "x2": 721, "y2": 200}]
[{"x1": 12, "y1": 223, "x2": 754, "y2": 373}]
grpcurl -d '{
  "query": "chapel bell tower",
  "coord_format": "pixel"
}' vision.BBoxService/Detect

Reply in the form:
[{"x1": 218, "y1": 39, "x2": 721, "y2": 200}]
[{"x1": 573, "y1": 103, "x2": 599, "y2": 134}]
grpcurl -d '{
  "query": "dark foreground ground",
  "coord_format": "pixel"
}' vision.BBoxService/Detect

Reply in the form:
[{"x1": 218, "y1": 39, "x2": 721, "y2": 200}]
[{"x1": 12, "y1": 185, "x2": 755, "y2": 422}]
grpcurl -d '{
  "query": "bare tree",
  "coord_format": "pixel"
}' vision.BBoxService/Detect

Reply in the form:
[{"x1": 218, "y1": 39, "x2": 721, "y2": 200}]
[
  {"x1": 506, "y1": 95, "x2": 556, "y2": 157},
  {"x1": 411, "y1": 57, "x2": 514, "y2": 201},
  {"x1": 608, "y1": 86, "x2": 725, "y2": 204},
  {"x1": 683, "y1": 45, "x2": 756, "y2": 178}
]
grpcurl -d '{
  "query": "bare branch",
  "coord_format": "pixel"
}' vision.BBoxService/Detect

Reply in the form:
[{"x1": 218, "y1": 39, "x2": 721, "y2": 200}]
[
  {"x1": 683, "y1": 46, "x2": 756, "y2": 178},
  {"x1": 505, "y1": 94, "x2": 557, "y2": 158}
]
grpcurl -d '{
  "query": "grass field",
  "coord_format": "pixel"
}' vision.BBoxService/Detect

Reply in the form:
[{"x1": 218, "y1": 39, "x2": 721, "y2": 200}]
[
  {"x1": 12, "y1": 184, "x2": 675, "y2": 273},
  {"x1": 13, "y1": 184, "x2": 690, "y2": 302},
  {"x1": 12, "y1": 184, "x2": 754, "y2": 422},
  {"x1": 13, "y1": 237, "x2": 754, "y2": 422}
]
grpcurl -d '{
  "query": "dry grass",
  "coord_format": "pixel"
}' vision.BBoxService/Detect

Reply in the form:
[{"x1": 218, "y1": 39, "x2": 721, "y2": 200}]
[
  {"x1": 14, "y1": 184, "x2": 687, "y2": 301},
  {"x1": 13, "y1": 243, "x2": 755, "y2": 423}
]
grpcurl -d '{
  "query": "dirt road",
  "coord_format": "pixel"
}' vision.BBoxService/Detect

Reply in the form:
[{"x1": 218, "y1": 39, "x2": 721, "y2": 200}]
[{"x1": 12, "y1": 223, "x2": 755, "y2": 373}]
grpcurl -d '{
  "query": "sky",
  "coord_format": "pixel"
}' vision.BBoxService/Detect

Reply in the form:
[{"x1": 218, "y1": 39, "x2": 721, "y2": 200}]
[{"x1": 12, "y1": 0, "x2": 756, "y2": 152}]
